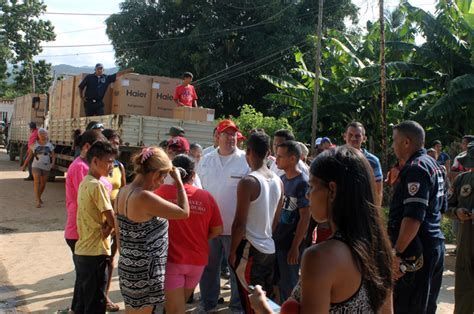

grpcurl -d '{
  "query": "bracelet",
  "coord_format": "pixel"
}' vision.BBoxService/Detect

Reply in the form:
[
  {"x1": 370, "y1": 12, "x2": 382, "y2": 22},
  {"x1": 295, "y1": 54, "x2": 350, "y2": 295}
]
[
  {"x1": 177, "y1": 188, "x2": 185, "y2": 193},
  {"x1": 392, "y1": 248, "x2": 403, "y2": 258}
]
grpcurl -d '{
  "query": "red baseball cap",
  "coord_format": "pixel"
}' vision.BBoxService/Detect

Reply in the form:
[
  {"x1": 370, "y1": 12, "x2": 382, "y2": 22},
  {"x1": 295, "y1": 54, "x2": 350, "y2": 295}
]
[
  {"x1": 216, "y1": 119, "x2": 239, "y2": 133},
  {"x1": 167, "y1": 136, "x2": 190, "y2": 153}
]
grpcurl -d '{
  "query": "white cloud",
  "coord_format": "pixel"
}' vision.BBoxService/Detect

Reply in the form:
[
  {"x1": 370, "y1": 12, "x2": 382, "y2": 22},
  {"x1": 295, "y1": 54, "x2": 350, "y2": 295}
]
[{"x1": 34, "y1": 0, "x2": 120, "y2": 67}]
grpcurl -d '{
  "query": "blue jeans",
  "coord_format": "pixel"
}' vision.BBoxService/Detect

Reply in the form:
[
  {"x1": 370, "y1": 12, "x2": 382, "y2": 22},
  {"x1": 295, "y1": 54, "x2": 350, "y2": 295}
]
[
  {"x1": 199, "y1": 235, "x2": 242, "y2": 312},
  {"x1": 393, "y1": 239, "x2": 445, "y2": 314},
  {"x1": 276, "y1": 249, "x2": 300, "y2": 302}
]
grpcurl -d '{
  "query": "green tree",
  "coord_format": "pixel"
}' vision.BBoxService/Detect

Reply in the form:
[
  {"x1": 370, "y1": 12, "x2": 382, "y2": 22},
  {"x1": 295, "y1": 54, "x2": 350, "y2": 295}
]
[
  {"x1": 226, "y1": 104, "x2": 292, "y2": 139},
  {"x1": 12, "y1": 60, "x2": 53, "y2": 94},
  {"x1": 105, "y1": 0, "x2": 358, "y2": 117},
  {"x1": 0, "y1": 0, "x2": 55, "y2": 93}
]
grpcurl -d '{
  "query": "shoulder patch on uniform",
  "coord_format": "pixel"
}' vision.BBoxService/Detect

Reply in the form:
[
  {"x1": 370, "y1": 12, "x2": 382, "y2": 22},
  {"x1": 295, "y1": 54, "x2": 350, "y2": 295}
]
[
  {"x1": 408, "y1": 182, "x2": 420, "y2": 196},
  {"x1": 460, "y1": 184, "x2": 472, "y2": 197}
]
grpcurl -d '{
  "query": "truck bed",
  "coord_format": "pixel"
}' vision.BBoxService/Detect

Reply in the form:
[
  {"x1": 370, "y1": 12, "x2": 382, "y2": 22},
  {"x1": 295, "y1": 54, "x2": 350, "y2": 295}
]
[{"x1": 48, "y1": 114, "x2": 215, "y2": 148}]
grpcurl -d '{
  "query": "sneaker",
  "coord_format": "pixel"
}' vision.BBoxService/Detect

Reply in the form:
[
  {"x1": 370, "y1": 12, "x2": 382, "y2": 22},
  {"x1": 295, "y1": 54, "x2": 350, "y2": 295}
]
[{"x1": 222, "y1": 280, "x2": 231, "y2": 290}]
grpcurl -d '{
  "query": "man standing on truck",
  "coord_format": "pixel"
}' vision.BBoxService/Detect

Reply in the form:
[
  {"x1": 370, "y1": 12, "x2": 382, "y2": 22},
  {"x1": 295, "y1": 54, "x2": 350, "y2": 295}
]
[
  {"x1": 174, "y1": 72, "x2": 198, "y2": 108},
  {"x1": 78, "y1": 64, "x2": 133, "y2": 116}
]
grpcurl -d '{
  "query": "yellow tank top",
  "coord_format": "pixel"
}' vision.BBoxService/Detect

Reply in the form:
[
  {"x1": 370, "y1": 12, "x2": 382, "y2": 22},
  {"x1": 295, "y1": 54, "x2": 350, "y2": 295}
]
[{"x1": 108, "y1": 163, "x2": 123, "y2": 201}]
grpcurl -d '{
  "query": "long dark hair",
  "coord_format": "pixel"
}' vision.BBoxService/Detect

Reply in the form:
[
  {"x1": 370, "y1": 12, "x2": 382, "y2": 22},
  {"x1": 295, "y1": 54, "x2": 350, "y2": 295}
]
[{"x1": 310, "y1": 145, "x2": 392, "y2": 311}]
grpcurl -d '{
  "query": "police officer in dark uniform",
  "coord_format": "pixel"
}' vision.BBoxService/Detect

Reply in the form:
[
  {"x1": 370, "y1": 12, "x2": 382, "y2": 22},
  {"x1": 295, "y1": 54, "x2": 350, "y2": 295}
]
[
  {"x1": 446, "y1": 141, "x2": 474, "y2": 314},
  {"x1": 78, "y1": 63, "x2": 133, "y2": 116},
  {"x1": 389, "y1": 120, "x2": 446, "y2": 314}
]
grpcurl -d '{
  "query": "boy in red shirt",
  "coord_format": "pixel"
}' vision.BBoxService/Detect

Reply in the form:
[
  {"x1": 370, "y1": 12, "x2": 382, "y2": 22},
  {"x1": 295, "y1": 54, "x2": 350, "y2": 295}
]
[{"x1": 174, "y1": 72, "x2": 198, "y2": 107}]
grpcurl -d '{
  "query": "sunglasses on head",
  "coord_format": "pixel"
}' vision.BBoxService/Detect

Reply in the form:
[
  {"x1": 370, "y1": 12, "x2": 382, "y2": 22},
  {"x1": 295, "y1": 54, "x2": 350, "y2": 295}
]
[{"x1": 91, "y1": 123, "x2": 104, "y2": 130}]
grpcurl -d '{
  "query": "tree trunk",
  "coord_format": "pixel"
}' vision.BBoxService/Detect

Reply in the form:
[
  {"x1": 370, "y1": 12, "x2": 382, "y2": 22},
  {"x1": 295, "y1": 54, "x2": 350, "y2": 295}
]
[{"x1": 311, "y1": 0, "x2": 324, "y2": 154}]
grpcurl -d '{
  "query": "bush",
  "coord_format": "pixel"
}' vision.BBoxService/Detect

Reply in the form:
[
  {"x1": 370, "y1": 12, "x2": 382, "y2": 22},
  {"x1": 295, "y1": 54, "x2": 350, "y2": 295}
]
[{"x1": 226, "y1": 104, "x2": 293, "y2": 138}]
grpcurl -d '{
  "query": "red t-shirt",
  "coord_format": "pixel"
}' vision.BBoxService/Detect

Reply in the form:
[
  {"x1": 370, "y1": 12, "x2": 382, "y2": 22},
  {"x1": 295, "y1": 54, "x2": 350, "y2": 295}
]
[
  {"x1": 173, "y1": 84, "x2": 198, "y2": 107},
  {"x1": 155, "y1": 184, "x2": 222, "y2": 265}
]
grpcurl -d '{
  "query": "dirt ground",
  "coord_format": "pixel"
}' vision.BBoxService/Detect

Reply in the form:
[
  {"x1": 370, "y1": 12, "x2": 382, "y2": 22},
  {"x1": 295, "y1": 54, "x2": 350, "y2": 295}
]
[{"x1": 0, "y1": 148, "x2": 455, "y2": 313}]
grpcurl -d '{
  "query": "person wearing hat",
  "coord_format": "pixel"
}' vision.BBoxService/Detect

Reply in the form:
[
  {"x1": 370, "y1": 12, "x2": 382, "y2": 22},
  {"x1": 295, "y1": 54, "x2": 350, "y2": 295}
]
[
  {"x1": 23, "y1": 121, "x2": 39, "y2": 180},
  {"x1": 78, "y1": 64, "x2": 134, "y2": 116},
  {"x1": 167, "y1": 136, "x2": 190, "y2": 159},
  {"x1": 389, "y1": 121, "x2": 446, "y2": 314},
  {"x1": 167, "y1": 126, "x2": 186, "y2": 138},
  {"x1": 446, "y1": 141, "x2": 474, "y2": 313},
  {"x1": 174, "y1": 72, "x2": 198, "y2": 108},
  {"x1": 21, "y1": 128, "x2": 55, "y2": 208},
  {"x1": 196, "y1": 119, "x2": 249, "y2": 313}
]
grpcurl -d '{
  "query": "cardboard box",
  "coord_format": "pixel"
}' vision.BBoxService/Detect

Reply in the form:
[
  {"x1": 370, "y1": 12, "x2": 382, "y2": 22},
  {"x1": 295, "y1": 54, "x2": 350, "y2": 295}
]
[
  {"x1": 112, "y1": 74, "x2": 152, "y2": 116},
  {"x1": 61, "y1": 77, "x2": 74, "y2": 119},
  {"x1": 23, "y1": 93, "x2": 46, "y2": 124},
  {"x1": 72, "y1": 74, "x2": 86, "y2": 118},
  {"x1": 173, "y1": 107, "x2": 215, "y2": 122},
  {"x1": 150, "y1": 76, "x2": 181, "y2": 117},
  {"x1": 53, "y1": 80, "x2": 63, "y2": 119}
]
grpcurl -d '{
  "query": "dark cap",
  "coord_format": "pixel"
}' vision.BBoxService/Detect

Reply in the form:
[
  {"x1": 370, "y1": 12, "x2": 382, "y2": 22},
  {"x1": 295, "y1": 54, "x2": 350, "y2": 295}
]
[
  {"x1": 167, "y1": 126, "x2": 185, "y2": 137},
  {"x1": 95, "y1": 63, "x2": 104, "y2": 69},
  {"x1": 28, "y1": 121, "x2": 37, "y2": 129},
  {"x1": 458, "y1": 142, "x2": 474, "y2": 168},
  {"x1": 183, "y1": 72, "x2": 193, "y2": 78},
  {"x1": 167, "y1": 136, "x2": 190, "y2": 153},
  {"x1": 321, "y1": 137, "x2": 332, "y2": 144}
]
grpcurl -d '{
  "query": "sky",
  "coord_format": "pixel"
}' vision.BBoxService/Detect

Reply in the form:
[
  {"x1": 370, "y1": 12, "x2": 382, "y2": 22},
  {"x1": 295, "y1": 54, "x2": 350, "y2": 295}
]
[{"x1": 34, "y1": 0, "x2": 437, "y2": 68}]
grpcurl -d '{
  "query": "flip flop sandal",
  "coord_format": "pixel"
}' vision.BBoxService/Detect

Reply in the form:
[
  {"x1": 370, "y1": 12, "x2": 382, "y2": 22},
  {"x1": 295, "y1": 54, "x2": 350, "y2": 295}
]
[{"x1": 106, "y1": 302, "x2": 120, "y2": 312}]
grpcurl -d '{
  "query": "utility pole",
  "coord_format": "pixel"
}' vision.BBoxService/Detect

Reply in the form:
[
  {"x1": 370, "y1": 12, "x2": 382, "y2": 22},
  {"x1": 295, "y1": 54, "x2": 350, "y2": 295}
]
[
  {"x1": 311, "y1": 0, "x2": 323, "y2": 153},
  {"x1": 379, "y1": 0, "x2": 387, "y2": 172}
]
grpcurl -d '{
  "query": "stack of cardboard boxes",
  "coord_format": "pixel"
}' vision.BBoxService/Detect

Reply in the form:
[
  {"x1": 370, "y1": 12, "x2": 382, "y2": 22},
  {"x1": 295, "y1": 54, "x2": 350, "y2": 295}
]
[{"x1": 49, "y1": 73, "x2": 215, "y2": 123}]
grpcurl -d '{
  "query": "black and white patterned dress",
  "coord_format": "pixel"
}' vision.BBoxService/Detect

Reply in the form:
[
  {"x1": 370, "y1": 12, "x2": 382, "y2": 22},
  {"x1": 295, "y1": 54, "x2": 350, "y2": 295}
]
[{"x1": 117, "y1": 214, "x2": 169, "y2": 308}]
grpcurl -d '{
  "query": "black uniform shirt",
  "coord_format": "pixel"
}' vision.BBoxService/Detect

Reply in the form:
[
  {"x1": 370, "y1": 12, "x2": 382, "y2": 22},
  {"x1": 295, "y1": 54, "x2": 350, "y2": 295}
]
[
  {"x1": 388, "y1": 149, "x2": 446, "y2": 246},
  {"x1": 78, "y1": 73, "x2": 116, "y2": 101}
]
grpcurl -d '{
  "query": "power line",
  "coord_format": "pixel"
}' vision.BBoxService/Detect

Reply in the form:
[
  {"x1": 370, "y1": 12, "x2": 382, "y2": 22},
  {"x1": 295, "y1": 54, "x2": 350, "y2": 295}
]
[
  {"x1": 41, "y1": 5, "x2": 323, "y2": 48},
  {"x1": 195, "y1": 39, "x2": 308, "y2": 87},
  {"x1": 57, "y1": 26, "x2": 105, "y2": 35},
  {"x1": 44, "y1": 12, "x2": 113, "y2": 16}
]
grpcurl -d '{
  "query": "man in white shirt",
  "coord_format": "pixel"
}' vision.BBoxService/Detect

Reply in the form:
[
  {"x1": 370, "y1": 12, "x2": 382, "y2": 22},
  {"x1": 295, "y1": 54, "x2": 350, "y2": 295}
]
[{"x1": 197, "y1": 120, "x2": 250, "y2": 313}]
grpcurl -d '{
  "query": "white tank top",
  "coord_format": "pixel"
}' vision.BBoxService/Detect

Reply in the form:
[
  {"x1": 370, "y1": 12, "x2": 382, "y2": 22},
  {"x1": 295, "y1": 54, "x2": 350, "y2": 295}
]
[{"x1": 246, "y1": 170, "x2": 282, "y2": 254}]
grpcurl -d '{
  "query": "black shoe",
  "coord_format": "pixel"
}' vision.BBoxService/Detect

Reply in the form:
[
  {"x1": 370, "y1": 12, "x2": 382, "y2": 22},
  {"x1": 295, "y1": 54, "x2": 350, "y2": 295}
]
[{"x1": 24, "y1": 177, "x2": 33, "y2": 181}]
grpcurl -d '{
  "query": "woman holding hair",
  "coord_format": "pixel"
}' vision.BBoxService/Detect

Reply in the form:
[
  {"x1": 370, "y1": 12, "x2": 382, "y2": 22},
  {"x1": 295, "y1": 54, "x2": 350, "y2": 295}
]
[
  {"x1": 250, "y1": 145, "x2": 393, "y2": 313},
  {"x1": 114, "y1": 146, "x2": 190, "y2": 313},
  {"x1": 155, "y1": 154, "x2": 223, "y2": 314},
  {"x1": 21, "y1": 128, "x2": 55, "y2": 208}
]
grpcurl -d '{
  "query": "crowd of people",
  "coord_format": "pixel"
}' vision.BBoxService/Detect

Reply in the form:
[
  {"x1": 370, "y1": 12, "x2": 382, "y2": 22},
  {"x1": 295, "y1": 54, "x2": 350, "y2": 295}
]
[{"x1": 18, "y1": 115, "x2": 474, "y2": 314}]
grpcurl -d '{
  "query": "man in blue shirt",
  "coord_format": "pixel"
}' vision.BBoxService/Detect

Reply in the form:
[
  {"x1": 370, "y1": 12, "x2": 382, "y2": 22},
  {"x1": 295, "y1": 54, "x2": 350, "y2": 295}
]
[
  {"x1": 78, "y1": 63, "x2": 133, "y2": 116},
  {"x1": 390, "y1": 121, "x2": 446, "y2": 314},
  {"x1": 344, "y1": 121, "x2": 383, "y2": 206},
  {"x1": 273, "y1": 140, "x2": 310, "y2": 302}
]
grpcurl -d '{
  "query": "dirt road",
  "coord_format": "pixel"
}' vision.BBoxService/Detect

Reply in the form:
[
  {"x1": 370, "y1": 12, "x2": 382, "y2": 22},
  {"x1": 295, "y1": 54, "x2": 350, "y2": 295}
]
[{"x1": 0, "y1": 148, "x2": 455, "y2": 313}]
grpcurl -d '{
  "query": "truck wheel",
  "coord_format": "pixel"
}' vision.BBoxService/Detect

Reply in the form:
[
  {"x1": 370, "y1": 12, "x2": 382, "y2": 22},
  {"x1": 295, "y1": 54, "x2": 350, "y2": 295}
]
[{"x1": 9, "y1": 149, "x2": 16, "y2": 161}]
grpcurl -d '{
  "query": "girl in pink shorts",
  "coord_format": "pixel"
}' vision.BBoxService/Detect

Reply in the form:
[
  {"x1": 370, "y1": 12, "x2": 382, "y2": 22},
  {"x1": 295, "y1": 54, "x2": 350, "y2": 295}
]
[{"x1": 155, "y1": 154, "x2": 223, "y2": 313}]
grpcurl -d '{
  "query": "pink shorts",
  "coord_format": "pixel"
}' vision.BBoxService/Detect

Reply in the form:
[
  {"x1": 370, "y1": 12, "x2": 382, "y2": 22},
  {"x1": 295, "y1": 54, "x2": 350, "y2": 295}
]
[{"x1": 165, "y1": 262, "x2": 205, "y2": 291}]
